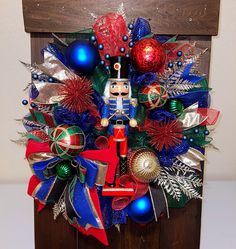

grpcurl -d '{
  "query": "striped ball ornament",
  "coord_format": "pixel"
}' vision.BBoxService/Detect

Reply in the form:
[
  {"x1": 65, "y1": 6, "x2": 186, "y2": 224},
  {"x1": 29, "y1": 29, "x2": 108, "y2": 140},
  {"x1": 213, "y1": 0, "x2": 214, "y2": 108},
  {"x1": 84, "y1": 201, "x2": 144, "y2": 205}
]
[
  {"x1": 138, "y1": 82, "x2": 168, "y2": 110},
  {"x1": 49, "y1": 125, "x2": 85, "y2": 159}
]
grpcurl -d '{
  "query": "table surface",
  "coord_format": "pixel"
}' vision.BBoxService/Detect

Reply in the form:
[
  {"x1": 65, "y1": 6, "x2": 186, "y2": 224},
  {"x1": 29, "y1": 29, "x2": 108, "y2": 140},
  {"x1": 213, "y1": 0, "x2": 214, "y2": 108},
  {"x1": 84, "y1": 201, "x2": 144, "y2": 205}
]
[{"x1": 0, "y1": 181, "x2": 235, "y2": 249}]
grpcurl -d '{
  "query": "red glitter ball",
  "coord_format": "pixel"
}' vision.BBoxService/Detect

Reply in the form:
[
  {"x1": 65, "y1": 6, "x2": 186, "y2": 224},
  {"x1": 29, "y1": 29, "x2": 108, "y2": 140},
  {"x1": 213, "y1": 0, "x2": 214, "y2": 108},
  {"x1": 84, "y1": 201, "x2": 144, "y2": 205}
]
[
  {"x1": 59, "y1": 77, "x2": 93, "y2": 113},
  {"x1": 144, "y1": 119, "x2": 183, "y2": 151},
  {"x1": 131, "y1": 38, "x2": 166, "y2": 73}
]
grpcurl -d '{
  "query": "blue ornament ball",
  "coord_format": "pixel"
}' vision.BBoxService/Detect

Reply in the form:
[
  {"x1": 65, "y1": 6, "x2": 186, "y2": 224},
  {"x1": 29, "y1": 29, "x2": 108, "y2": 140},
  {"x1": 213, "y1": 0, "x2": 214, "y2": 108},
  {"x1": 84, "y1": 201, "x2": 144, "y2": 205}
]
[
  {"x1": 177, "y1": 61, "x2": 182, "y2": 67},
  {"x1": 194, "y1": 128, "x2": 199, "y2": 134},
  {"x1": 204, "y1": 129, "x2": 210, "y2": 135},
  {"x1": 120, "y1": 47, "x2": 125, "y2": 53},
  {"x1": 90, "y1": 35, "x2": 96, "y2": 42},
  {"x1": 105, "y1": 53, "x2": 110, "y2": 60},
  {"x1": 122, "y1": 35, "x2": 129, "y2": 42},
  {"x1": 65, "y1": 40, "x2": 100, "y2": 75},
  {"x1": 98, "y1": 44, "x2": 104, "y2": 50},
  {"x1": 128, "y1": 23, "x2": 134, "y2": 30},
  {"x1": 168, "y1": 62, "x2": 174, "y2": 68},
  {"x1": 127, "y1": 195, "x2": 154, "y2": 224},
  {"x1": 177, "y1": 51, "x2": 182, "y2": 57},
  {"x1": 31, "y1": 102, "x2": 37, "y2": 108},
  {"x1": 129, "y1": 41, "x2": 134, "y2": 48},
  {"x1": 22, "y1": 99, "x2": 28, "y2": 105},
  {"x1": 32, "y1": 74, "x2": 38, "y2": 80}
]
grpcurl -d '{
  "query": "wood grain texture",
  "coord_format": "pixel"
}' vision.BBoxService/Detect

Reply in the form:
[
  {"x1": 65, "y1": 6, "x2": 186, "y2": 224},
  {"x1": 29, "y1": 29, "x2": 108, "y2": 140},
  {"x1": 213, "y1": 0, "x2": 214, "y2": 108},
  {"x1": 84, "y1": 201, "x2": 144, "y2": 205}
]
[
  {"x1": 30, "y1": 34, "x2": 211, "y2": 249},
  {"x1": 34, "y1": 204, "x2": 78, "y2": 249},
  {"x1": 23, "y1": 0, "x2": 220, "y2": 35}
]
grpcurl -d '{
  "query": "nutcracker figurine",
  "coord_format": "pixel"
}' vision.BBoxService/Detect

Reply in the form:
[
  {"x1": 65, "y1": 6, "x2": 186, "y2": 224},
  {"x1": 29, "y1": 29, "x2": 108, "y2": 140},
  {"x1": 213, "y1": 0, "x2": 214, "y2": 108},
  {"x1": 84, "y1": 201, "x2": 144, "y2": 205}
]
[{"x1": 101, "y1": 56, "x2": 138, "y2": 175}]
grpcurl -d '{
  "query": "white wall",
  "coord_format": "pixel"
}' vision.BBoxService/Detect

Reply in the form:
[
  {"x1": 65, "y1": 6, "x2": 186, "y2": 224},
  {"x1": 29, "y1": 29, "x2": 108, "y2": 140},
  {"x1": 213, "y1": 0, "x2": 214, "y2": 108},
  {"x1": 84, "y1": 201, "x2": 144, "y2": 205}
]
[
  {"x1": 0, "y1": 0, "x2": 31, "y2": 183},
  {"x1": 0, "y1": 0, "x2": 235, "y2": 183}
]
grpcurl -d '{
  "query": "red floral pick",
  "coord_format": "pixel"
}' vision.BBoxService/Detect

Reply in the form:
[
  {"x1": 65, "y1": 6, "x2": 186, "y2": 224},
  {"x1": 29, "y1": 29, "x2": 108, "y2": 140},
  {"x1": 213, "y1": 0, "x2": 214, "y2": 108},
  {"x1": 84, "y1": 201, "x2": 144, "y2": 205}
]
[
  {"x1": 144, "y1": 119, "x2": 183, "y2": 151},
  {"x1": 59, "y1": 77, "x2": 94, "y2": 113}
]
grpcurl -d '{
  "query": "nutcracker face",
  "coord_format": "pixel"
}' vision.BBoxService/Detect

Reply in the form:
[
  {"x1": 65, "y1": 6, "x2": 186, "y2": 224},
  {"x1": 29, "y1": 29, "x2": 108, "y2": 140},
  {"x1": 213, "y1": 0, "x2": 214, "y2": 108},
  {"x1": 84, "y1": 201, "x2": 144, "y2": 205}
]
[{"x1": 109, "y1": 80, "x2": 129, "y2": 98}]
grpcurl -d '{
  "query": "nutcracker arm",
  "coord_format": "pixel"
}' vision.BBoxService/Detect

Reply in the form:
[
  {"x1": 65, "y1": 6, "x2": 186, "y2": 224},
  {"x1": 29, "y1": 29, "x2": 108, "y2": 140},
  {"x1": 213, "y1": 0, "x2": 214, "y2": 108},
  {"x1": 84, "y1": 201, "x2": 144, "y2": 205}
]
[
  {"x1": 101, "y1": 98, "x2": 109, "y2": 119},
  {"x1": 129, "y1": 98, "x2": 138, "y2": 119}
]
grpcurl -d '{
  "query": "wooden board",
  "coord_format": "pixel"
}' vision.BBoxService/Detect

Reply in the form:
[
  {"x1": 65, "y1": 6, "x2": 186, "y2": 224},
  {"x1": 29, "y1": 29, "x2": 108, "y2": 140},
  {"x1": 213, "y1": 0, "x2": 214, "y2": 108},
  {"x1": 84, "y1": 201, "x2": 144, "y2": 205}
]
[
  {"x1": 31, "y1": 33, "x2": 211, "y2": 249},
  {"x1": 23, "y1": 0, "x2": 220, "y2": 35}
]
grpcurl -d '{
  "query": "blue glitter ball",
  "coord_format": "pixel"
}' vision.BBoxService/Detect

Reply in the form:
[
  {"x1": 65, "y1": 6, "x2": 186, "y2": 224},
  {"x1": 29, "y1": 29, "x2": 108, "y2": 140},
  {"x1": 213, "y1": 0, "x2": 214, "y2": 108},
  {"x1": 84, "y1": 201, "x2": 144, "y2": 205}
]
[
  {"x1": 90, "y1": 35, "x2": 96, "y2": 42},
  {"x1": 105, "y1": 65, "x2": 110, "y2": 71},
  {"x1": 100, "y1": 60, "x2": 105, "y2": 65},
  {"x1": 31, "y1": 102, "x2": 37, "y2": 108},
  {"x1": 129, "y1": 41, "x2": 134, "y2": 48},
  {"x1": 32, "y1": 74, "x2": 38, "y2": 80},
  {"x1": 105, "y1": 54, "x2": 110, "y2": 60},
  {"x1": 189, "y1": 138, "x2": 194, "y2": 143},
  {"x1": 122, "y1": 35, "x2": 129, "y2": 42},
  {"x1": 127, "y1": 195, "x2": 154, "y2": 224},
  {"x1": 168, "y1": 62, "x2": 174, "y2": 68},
  {"x1": 194, "y1": 128, "x2": 199, "y2": 134},
  {"x1": 183, "y1": 135, "x2": 187, "y2": 140},
  {"x1": 177, "y1": 61, "x2": 182, "y2": 67},
  {"x1": 204, "y1": 130, "x2": 210, "y2": 135},
  {"x1": 22, "y1": 99, "x2": 28, "y2": 105},
  {"x1": 98, "y1": 44, "x2": 104, "y2": 50},
  {"x1": 65, "y1": 40, "x2": 100, "y2": 75},
  {"x1": 177, "y1": 51, "x2": 182, "y2": 57},
  {"x1": 120, "y1": 47, "x2": 125, "y2": 53},
  {"x1": 48, "y1": 77, "x2": 54, "y2": 83},
  {"x1": 125, "y1": 53, "x2": 130, "y2": 58},
  {"x1": 128, "y1": 23, "x2": 134, "y2": 30}
]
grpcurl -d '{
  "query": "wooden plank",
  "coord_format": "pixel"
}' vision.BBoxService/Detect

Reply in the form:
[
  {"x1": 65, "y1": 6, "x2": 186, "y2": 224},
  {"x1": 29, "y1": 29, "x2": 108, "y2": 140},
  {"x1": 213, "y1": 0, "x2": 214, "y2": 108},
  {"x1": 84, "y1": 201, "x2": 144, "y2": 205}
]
[
  {"x1": 159, "y1": 200, "x2": 202, "y2": 249},
  {"x1": 22, "y1": 0, "x2": 220, "y2": 35},
  {"x1": 77, "y1": 219, "x2": 161, "y2": 249},
  {"x1": 34, "y1": 204, "x2": 78, "y2": 249}
]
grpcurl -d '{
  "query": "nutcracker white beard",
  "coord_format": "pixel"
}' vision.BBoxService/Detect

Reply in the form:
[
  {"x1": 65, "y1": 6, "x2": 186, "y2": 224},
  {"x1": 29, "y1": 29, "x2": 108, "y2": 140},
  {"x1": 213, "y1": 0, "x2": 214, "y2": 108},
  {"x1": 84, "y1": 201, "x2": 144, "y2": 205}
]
[{"x1": 103, "y1": 80, "x2": 132, "y2": 99}]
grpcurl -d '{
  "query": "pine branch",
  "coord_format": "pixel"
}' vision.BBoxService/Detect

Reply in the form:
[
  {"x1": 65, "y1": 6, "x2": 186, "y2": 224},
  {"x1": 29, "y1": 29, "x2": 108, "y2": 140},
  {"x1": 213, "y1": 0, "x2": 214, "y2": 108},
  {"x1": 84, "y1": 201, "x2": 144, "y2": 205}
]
[
  {"x1": 52, "y1": 198, "x2": 66, "y2": 220},
  {"x1": 156, "y1": 164, "x2": 202, "y2": 201},
  {"x1": 165, "y1": 78, "x2": 202, "y2": 97}
]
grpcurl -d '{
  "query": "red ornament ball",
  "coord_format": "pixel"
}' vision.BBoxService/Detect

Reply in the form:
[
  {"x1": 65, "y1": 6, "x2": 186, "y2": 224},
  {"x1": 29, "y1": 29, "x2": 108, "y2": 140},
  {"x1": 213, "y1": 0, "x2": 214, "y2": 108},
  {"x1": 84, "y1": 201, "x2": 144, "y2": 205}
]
[
  {"x1": 49, "y1": 125, "x2": 85, "y2": 159},
  {"x1": 131, "y1": 38, "x2": 166, "y2": 73},
  {"x1": 138, "y1": 82, "x2": 168, "y2": 110}
]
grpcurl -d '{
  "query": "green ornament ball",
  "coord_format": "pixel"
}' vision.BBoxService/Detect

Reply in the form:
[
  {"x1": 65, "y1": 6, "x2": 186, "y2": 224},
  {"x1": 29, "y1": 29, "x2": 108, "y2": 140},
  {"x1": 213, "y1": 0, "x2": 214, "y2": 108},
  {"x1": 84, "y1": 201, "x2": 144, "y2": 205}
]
[
  {"x1": 56, "y1": 161, "x2": 73, "y2": 180},
  {"x1": 168, "y1": 99, "x2": 184, "y2": 117}
]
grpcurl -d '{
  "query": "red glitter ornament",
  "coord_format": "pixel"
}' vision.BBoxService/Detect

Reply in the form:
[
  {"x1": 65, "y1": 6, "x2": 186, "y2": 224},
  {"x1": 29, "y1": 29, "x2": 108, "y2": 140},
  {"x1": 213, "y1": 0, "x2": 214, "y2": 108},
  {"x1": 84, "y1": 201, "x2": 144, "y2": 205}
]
[
  {"x1": 144, "y1": 119, "x2": 183, "y2": 151},
  {"x1": 59, "y1": 77, "x2": 93, "y2": 113},
  {"x1": 131, "y1": 38, "x2": 166, "y2": 73}
]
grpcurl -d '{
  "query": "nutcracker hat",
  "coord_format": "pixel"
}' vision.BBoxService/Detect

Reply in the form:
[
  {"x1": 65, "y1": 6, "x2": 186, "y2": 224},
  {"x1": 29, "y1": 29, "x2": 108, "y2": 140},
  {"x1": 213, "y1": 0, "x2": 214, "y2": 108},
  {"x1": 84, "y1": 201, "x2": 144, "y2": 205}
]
[{"x1": 109, "y1": 56, "x2": 130, "y2": 80}]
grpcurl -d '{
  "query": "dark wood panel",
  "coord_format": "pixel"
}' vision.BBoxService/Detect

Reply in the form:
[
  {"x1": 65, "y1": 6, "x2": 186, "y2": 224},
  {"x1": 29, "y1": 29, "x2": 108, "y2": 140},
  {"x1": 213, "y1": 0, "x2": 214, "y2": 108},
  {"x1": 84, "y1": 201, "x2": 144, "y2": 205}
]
[
  {"x1": 31, "y1": 33, "x2": 53, "y2": 63},
  {"x1": 34, "y1": 204, "x2": 78, "y2": 249},
  {"x1": 23, "y1": 0, "x2": 220, "y2": 35},
  {"x1": 159, "y1": 200, "x2": 202, "y2": 249}
]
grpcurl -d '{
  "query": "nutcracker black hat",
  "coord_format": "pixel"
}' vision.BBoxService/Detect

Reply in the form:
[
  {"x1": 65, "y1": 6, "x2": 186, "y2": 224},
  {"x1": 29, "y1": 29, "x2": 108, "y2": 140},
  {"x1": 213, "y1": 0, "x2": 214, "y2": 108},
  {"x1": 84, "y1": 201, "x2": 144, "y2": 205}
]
[{"x1": 109, "y1": 56, "x2": 130, "y2": 80}]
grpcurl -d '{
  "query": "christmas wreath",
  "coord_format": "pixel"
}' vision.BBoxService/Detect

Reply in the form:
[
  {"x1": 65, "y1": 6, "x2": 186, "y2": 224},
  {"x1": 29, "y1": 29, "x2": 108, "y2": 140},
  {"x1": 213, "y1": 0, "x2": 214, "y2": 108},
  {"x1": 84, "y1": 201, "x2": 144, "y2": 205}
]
[{"x1": 17, "y1": 9, "x2": 219, "y2": 246}]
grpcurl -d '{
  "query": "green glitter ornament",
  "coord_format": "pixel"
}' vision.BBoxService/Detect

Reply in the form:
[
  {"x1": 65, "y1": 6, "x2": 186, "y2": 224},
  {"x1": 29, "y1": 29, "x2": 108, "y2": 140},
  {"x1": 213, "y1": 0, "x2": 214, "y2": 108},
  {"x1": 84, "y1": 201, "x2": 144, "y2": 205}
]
[
  {"x1": 56, "y1": 161, "x2": 73, "y2": 180},
  {"x1": 168, "y1": 99, "x2": 184, "y2": 117}
]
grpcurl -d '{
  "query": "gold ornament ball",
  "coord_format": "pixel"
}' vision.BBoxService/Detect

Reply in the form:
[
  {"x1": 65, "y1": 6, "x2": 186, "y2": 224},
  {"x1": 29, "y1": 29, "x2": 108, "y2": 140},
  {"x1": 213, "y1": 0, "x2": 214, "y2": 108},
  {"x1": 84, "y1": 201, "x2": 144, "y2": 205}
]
[{"x1": 128, "y1": 148, "x2": 161, "y2": 183}]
